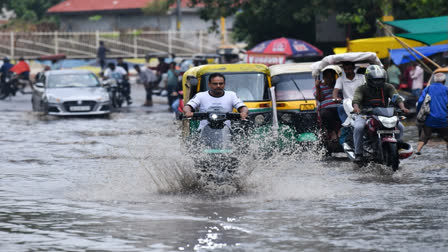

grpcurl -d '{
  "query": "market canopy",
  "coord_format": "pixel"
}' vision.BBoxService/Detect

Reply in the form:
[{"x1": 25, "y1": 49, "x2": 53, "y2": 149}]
[
  {"x1": 389, "y1": 44, "x2": 448, "y2": 65},
  {"x1": 385, "y1": 16, "x2": 448, "y2": 45}
]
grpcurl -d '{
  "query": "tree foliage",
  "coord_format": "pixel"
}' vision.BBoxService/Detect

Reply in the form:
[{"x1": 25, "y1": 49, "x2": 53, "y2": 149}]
[
  {"x1": 143, "y1": 0, "x2": 175, "y2": 15},
  {"x1": 1, "y1": 0, "x2": 64, "y2": 21},
  {"x1": 188, "y1": 0, "x2": 448, "y2": 47}
]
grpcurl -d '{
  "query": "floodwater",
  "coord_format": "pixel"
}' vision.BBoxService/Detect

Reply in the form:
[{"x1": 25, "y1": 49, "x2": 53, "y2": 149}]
[{"x1": 1, "y1": 86, "x2": 447, "y2": 251}]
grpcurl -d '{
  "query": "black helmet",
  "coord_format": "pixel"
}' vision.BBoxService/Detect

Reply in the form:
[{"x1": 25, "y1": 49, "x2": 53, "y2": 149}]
[{"x1": 365, "y1": 65, "x2": 386, "y2": 88}]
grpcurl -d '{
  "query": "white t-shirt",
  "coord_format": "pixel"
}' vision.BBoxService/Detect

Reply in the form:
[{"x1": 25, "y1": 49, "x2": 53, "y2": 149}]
[
  {"x1": 335, "y1": 73, "x2": 365, "y2": 100},
  {"x1": 410, "y1": 65, "x2": 424, "y2": 90},
  {"x1": 187, "y1": 91, "x2": 246, "y2": 129},
  {"x1": 104, "y1": 66, "x2": 127, "y2": 81}
]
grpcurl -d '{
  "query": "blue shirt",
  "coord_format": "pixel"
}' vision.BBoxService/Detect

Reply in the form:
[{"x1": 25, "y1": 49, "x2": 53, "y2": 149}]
[
  {"x1": 0, "y1": 62, "x2": 13, "y2": 74},
  {"x1": 417, "y1": 82, "x2": 448, "y2": 128}
]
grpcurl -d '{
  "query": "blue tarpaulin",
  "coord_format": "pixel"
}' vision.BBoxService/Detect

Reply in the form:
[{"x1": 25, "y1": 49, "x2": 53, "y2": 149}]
[{"x1": 389, "y1": 44, "x2": 448, "y2": 65}]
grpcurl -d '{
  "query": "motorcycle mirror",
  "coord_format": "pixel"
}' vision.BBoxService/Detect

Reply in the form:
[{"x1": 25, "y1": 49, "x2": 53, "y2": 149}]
[{"x1": 34, "y1": 82, "x2": 44, "y2": 88}]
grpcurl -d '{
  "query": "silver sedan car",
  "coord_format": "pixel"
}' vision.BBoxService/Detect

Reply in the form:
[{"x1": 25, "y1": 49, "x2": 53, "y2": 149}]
[{"x1": 32, "y1": 69, "x2": 111, "y2": 116}]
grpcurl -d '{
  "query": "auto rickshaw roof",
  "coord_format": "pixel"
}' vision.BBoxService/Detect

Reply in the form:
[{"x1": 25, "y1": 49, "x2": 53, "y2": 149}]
[
  {"x1": 194, "y1": 63, "x2": 270, "y2": 76},
  {"x1": 269, "y1": 63, "x2": 313, "y2": 76}
]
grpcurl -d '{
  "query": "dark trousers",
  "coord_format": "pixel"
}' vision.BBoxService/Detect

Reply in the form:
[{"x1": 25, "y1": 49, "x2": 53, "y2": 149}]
[
  {"x1": 167, "y1": 86, "x2": 177, "y2": 106},
  {"x1": 320, "y1": 107, "x2": 340, "y2": 132},
  {"x1": 145, "y1": 81, "x2": 156, "y2": 102},
  {"x1": 419, "y1": 125, "x2": 448, "y2": 144}
]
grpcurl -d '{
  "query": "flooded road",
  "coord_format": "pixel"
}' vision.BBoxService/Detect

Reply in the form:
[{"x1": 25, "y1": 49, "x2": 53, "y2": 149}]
[{"x1": 1, "y1": 85, "x2": 447, "y2": 251}]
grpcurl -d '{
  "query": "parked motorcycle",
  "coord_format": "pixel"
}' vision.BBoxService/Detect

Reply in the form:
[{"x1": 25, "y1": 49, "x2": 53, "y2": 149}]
[
  {"x1": 102, "y1": 78, "x2": 125, "y2": 108},
  {"x1": 342, "y1": 107, "x2": 413, "y2": 171},
  {"x1": 185, "y1": 106, "x2": 248, "y2": 185},
  {"x1": 0, "y1": 72, "x2": 30, "y2": 100}
]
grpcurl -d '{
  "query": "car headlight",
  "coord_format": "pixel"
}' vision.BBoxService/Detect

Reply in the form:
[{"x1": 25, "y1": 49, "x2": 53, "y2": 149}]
[
  {"x1": 99, "y1": 92, "x2": 110, "y2": 101},
  {"x1": 47, "y1": 95, "x2": 61, "y2": 103},
  {"x1": 280, "y1": 113, "x2": 292, "y2": 123},
  {"x1": 254, "y1": 114, "x2": 265, "y2": 125}
]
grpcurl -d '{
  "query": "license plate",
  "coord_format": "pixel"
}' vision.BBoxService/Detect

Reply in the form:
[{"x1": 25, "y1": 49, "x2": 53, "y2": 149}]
[
  {"x1": 377, "y1": 130, "x2": 400, "y2": 134},
  {"x1": 70, "y1": 106, "x2": 90, "y2": 111}
]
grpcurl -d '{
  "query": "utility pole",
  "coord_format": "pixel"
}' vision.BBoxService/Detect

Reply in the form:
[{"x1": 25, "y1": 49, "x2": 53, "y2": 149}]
[{"x1": 176, "y1": 0, "x2": 181, "y2": 31}]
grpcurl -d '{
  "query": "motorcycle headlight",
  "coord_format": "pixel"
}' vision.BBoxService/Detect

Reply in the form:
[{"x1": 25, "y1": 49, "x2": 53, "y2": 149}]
[
  {"x1": 280, "y1": 113, "x2": 292, "y2": 123},
  {"x1": 378, "y1": 116, "x2": 398, "y2": 128},
  {"x1": 210, "y1": 113, "x2": 218, "y2": 120},
  {"x1": 47, "y1": 95, "x2": 61, "y2": 103},
  {"x1": 254, "y1": 114, "x2": 265, "y2": 125}
]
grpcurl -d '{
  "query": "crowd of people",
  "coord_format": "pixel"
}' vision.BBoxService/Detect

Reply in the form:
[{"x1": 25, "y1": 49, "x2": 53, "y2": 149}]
[{"x1": 314, "y1": 61, "x2": 447, "y2": 159}]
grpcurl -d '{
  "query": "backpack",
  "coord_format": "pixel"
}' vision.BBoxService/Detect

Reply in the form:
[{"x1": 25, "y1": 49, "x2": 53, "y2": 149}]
[{"x1": 416, "y1": 87, "x2": 431, "y2": 123}]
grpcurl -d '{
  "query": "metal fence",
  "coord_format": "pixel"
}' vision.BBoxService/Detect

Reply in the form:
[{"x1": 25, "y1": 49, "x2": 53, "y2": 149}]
[{"x1": 0, "y1": 30, "x2": 222, "y2": 59}]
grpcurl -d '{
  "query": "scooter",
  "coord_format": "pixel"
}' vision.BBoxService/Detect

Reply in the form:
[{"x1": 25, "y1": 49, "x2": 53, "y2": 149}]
[
  {"x1": 186, "y1": 106, "x2": 247, "y2": 185},
  {"x1": 0, "y1": 72, "x2": 30, "y2": 100},
  {"x1": 342, "y1": 107, "x2": 413, "y2": 171}
]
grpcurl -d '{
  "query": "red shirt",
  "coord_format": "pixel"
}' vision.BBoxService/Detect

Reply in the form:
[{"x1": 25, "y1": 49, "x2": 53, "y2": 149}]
[{"x1": 10, "y1": 61, "x2": 30, "y2": 74}]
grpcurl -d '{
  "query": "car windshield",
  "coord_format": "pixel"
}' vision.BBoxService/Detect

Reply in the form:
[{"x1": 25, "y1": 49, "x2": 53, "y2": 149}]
[
  {"x1": 272, "y1": 72, "x2": 315, "y2": 101},
  {"x1": 47, "y1": 73, "x2": 100, "y2": 88},
  {"x1": 429, "y1": 72, "x2": 448, "y2": 86},
  {"x1": 201, "y1": 73, "x2": 270, "y2": 101}
]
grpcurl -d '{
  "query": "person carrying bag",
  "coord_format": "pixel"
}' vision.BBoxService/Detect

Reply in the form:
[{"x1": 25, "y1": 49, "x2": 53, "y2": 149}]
[{"x1": 415, "y1": 73, "x2": 448, "y2": 155}]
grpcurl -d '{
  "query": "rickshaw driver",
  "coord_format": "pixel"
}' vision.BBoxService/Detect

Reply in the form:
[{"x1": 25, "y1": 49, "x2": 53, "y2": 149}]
[
  {"x1": 183, "y1": 73, "x2": 249, "y2": 130},
  {"x1": 332, "y1": 61, "x2": 365, "y2": 125},
  {"x1": 351, "y1": 65, "x2": 409, "y2": 162}
]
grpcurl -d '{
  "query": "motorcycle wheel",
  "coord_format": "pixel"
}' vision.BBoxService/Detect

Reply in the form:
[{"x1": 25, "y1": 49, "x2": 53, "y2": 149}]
[{"x1": 384, "y1": 142, "x2": 399, "y2": 171}]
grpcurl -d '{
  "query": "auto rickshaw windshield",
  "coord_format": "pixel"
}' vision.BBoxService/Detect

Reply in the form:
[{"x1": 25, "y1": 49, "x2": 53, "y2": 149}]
[
  {"x1": 272, "y1": 73, "x2": 315, "y2": 101},
  {"x1": 201, "y1": 73, "x2": 270, "y2": 101}
]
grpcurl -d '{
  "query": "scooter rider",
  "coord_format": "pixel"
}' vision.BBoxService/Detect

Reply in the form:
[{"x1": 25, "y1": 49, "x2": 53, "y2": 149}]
[
  {"x1": 352, "y1": 65, "x2": 409, "y2": 162},
  {"x1": 104, "y1": 62, "x2": 132, "y2": 105},
  {"x1": 183, "y1": 73, "x2": 249, "y2": 129}
]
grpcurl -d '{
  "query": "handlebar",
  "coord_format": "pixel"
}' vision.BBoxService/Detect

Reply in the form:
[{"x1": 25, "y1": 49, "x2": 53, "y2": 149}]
[
  {"x1": 181, "y1": 112, "x2": 243, "y2": 120},
  {"x1": 350, "y1": 107, "x2": 406, "y2": 115}
]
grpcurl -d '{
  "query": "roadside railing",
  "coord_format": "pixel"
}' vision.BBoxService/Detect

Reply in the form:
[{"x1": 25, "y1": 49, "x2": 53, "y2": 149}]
[{"x1": 0, "y1": 30, "x2": 222, "y2": 59}]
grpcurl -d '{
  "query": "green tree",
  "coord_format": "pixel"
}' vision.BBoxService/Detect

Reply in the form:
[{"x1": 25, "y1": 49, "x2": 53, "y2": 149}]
[
  {"x1": 394, "y1": 0, "x2": 448, "y2": 19},
  {"x1": 0, "y1": 0, "x2": 64, "y2": 21},
  {"x1": 188, "y1": 0, "x2": 447, "y2": 47}
]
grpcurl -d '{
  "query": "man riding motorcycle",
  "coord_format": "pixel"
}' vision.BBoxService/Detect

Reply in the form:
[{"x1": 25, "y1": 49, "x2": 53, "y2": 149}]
[
  {"x1": 103, "y1": 62, "x2": 132, "y2": 105},
  {"x1": 352, "y1": 65, "x2": 409, "y2": 162},
  {"x1": 183, "y1": 72, "x2": 249, "y2": 128}
]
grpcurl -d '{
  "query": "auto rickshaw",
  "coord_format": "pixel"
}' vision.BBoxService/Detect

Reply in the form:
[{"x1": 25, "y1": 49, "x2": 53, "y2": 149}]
[
  {"x1": 181, "y1": 63, "x2": 273, "y2": 140},
  {"x1": 269, "y1": 63, "x2": 319, "y2": 144}
]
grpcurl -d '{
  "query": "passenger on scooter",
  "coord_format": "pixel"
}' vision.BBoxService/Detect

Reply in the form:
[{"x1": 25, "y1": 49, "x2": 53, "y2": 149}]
[
  {"x1": 183, "y1": 73, "x2": 249, "y2": 130},
  {"x1": 104, "y1": 62, "x2": 132, "y2": 105},
  {"x1": 314, "y1": 65, "x2": 343, "y2": 141},
  {"x1": 352, "y1": 65, "x2": 409, "y2": 162},
  {"x1": 332, "y1": 61, "x2": 365, "y2": 125},
  {"x1": 10, "y1": 57, "x2": 30, "y2": 81}
]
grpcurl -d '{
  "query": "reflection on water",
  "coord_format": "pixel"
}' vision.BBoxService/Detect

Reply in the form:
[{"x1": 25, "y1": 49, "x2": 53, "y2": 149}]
[{"x1": 0, "y1": 107, "x2": 447, "y2": 251}]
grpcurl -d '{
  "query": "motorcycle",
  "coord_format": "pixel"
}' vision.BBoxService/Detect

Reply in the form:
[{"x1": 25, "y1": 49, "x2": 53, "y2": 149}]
[
  {"x1": 102, "y1": 78, "x2": 125, "y2": 108},
  {"x1": 0, "y1": 72, "x2": 30, "y2": 100},
  {"x1": 185, "y1": 106, "x2": 247, "y2": 185},
  {"x1": 342, "y1": 107, "x2": 413, "y2": 171}
]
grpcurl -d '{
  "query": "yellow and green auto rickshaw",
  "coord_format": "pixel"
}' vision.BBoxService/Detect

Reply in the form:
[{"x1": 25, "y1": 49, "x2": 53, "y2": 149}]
[
  {"x1": 269, "y1": 63, "x2": 319, "y2": 143},
  {"x1": 181, "y1": 63, "x2": 273, "y2": 139}
]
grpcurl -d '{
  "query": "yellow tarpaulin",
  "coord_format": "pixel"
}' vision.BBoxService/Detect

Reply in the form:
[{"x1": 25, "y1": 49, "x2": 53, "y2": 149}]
[{"x1": 333, "y1": 37, "x2": 425, "y2": 58}]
